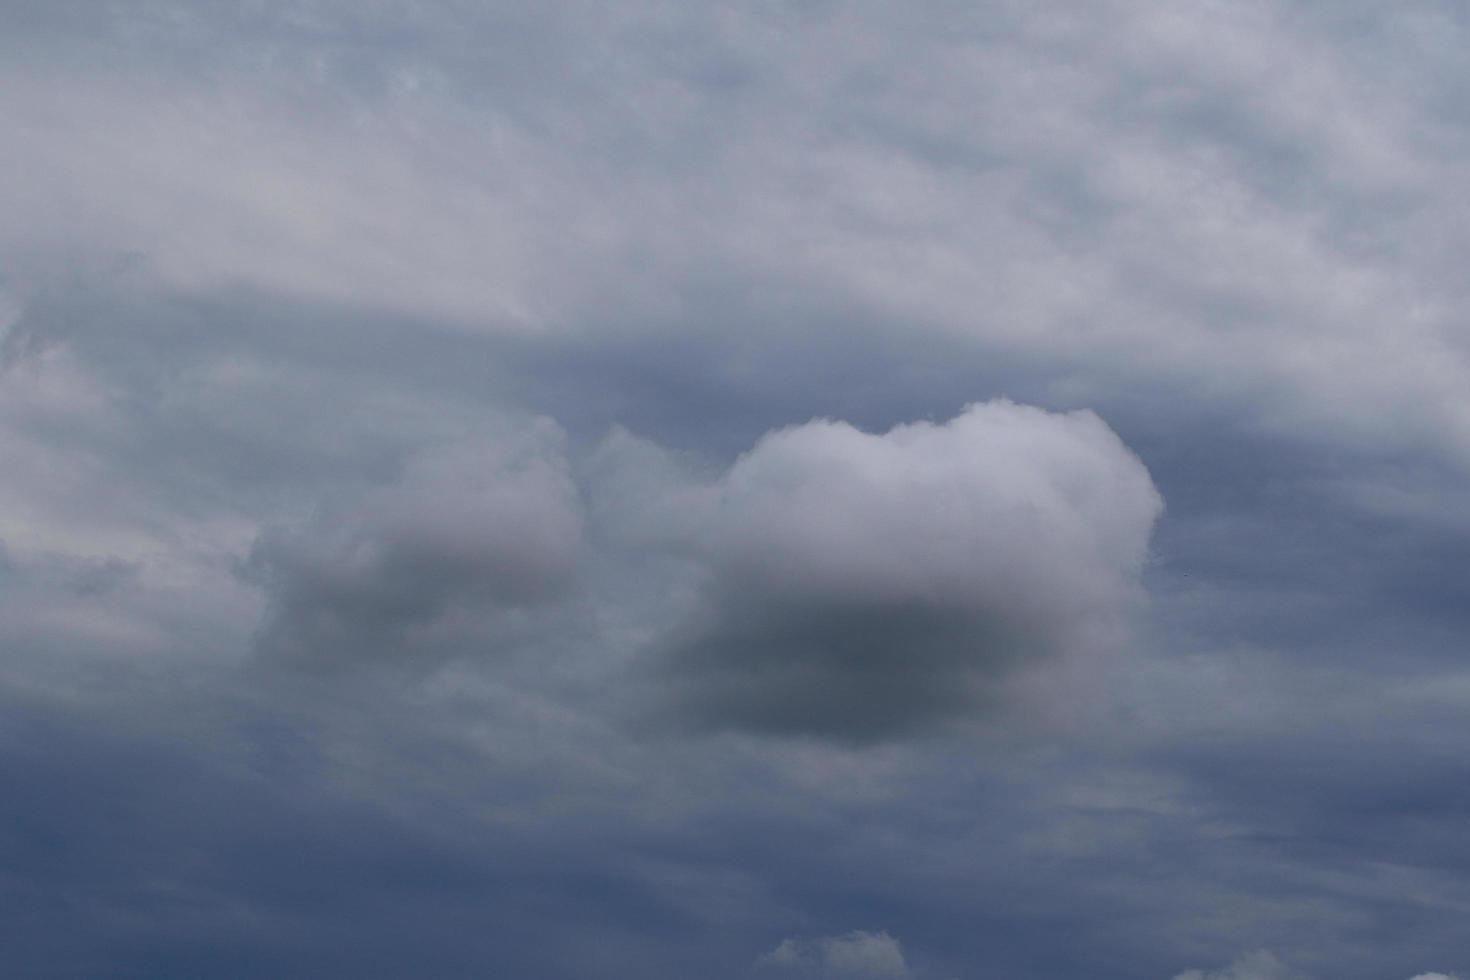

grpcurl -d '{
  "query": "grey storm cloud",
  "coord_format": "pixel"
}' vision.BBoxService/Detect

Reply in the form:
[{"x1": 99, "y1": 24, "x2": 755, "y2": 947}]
[
  {"x1": 612, "y1": 400, "x2": 1162, "y2": 740},
  {"x1": 8, "y1": 1, "x2": 1470, "y2": 978},
  {"x1": 247, "y1": 422, "x2": 581, "y2": 666},
  {"x1": 244, "y1": 397, "x2": 1160, "y2": 706}
]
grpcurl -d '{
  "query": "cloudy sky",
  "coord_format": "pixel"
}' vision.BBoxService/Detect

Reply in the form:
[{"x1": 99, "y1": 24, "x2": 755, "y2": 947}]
[{"x1": 4, "y1": 2, "x2": 1470, "y2": 977}]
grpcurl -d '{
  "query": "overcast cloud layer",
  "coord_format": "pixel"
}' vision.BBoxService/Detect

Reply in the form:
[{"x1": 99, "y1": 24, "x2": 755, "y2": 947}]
[{"x1": 5, "y1": 2, "x2": 1470, "y2": 978}]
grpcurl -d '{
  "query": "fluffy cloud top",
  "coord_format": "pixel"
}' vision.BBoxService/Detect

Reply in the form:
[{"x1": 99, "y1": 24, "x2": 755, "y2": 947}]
[
  {"x1": 1174, "y1": 951, "x2": 1300, "y2": 980},
  {"x1": 703, "y1": 400, "x2": 1160, "y2": 611},
  {"x1": 1173, "y1": 952, "x2": 1459, "y2": 980},
  {"x1": 633, "y1": 400, "x2": 1161, "y2": 740},
  {"x1": 759, "y1": 931, "x2": 911, "y2": 979}
]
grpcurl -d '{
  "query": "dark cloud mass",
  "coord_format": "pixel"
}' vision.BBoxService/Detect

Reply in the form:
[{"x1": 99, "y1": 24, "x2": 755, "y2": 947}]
[
  {"x1": 248, "y1": 425, "x2": 582, "y2": 667},
  {"x1": 4, "y1": 1, "x2": 1470, "y2": 978}
]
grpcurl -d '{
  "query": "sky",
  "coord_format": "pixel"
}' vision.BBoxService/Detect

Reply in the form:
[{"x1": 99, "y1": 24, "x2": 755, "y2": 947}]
[{"x1": 3, "y1": 2, "x2": 1470, "y2": 978}]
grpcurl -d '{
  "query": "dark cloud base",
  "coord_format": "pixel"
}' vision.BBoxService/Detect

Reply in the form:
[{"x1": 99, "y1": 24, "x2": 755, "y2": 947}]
[{"x1": 651, "y1": 599, "x2": 1030, "y2": 742}]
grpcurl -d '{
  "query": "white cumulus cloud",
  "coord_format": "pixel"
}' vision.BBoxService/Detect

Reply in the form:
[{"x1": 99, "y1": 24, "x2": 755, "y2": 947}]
[{"x1": 612, "y1": 399, "x2": 1162, "y2": 740}]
